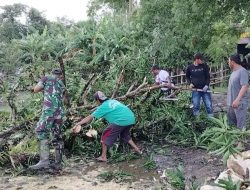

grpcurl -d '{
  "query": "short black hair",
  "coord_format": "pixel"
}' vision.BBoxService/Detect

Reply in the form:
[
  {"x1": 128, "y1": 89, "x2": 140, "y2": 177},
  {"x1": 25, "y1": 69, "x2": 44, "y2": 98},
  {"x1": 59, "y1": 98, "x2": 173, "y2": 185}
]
[
  {"x1": 193, "y1": 53, "x2": 203, "y2": 60},
  {"x1": 229, "y1": 54, "x2": 241, "y2": 65},
  {"x1": 150, "y1": 64, "x2": 160, "y2": 70}
]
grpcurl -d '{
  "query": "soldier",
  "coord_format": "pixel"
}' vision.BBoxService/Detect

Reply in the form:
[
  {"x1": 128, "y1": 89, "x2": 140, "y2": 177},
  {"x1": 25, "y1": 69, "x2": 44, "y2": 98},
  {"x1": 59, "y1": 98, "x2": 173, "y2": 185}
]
[{"x1": 29, "y1": 68, "x2": 66, "y2": 170}]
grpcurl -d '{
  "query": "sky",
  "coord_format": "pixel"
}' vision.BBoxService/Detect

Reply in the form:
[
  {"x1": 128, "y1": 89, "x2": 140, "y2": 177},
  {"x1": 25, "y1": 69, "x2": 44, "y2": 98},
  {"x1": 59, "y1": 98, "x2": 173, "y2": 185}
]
[{"x1": 0, "y1": 0, "x2": 90, "y2": 22}]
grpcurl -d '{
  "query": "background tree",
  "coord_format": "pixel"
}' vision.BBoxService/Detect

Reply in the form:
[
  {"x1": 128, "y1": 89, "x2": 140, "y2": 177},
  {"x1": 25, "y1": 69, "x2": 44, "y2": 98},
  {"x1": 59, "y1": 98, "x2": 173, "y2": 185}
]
[{"x1": 0, "y1": 4, "x2": 27, "y2": 42}]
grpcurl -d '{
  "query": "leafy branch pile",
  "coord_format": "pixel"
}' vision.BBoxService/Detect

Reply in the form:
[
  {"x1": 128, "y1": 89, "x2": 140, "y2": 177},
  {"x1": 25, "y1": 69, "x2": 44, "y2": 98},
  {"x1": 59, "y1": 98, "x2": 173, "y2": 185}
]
[{"x1": 199, "y1": 115, "x2": 250, "y2": 163}]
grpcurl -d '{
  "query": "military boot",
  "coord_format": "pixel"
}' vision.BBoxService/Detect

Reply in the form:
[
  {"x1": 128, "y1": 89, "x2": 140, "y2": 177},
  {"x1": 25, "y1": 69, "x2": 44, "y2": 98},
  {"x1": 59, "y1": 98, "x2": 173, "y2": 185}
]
[
  {"x1": 50, "y1": 140, "x2": 64, "y2": 170},
  {"x1": 29, "y1": 139, "x2": 50, "y2": 170}
]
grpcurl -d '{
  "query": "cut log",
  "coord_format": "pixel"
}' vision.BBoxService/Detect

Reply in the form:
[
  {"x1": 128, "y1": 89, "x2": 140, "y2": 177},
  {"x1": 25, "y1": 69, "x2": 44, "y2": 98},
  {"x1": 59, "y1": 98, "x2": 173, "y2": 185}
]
[{"x1": 0, "y1": 119, "x2": 35, "y2": 139}]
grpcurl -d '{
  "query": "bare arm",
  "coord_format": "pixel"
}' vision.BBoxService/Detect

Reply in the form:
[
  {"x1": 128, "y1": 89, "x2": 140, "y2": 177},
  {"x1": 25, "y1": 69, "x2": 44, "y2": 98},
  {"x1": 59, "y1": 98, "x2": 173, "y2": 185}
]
[
  {"x1": 77, "y1": 115, "x2": 94, "y2": 126},
  {"x1": 232, "y1": 85, "x2": 249, "y2": 108},
  {"x1": 33, "y1": 84, "x2": 43, "y2": 93},
  {"x1": 72, "y1": 115, "x2": 94, "y2": 133},
  {"x1": 165, "y1": 75, "x2": 171, "y2": 86}
]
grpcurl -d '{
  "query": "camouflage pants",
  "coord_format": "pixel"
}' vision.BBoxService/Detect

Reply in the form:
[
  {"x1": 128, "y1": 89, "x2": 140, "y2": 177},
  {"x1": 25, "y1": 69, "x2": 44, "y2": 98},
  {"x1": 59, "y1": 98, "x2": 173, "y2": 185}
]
[{"x1": 36, "y1": 110, "x2": 63, "y2": 141}]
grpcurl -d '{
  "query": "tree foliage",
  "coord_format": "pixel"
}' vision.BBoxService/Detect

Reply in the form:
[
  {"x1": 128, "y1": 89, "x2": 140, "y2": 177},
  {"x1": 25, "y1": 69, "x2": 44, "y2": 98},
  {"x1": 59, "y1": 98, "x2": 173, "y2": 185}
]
[{"x1": 0, "y1": 0, "x2": 250, "y2": 171}]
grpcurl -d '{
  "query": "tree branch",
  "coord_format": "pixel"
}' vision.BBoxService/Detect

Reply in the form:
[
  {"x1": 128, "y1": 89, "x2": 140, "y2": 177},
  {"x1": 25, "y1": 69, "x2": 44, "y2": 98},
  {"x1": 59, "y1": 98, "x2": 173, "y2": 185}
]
[{"x1": 111, "y1": 69, "x2": 124, "y2": 98}]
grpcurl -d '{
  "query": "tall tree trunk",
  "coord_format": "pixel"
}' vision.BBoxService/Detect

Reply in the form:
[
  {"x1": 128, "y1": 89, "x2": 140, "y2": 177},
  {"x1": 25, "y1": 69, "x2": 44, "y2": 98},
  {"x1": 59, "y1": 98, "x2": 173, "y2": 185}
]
[
  {"x1": 58, "y1": 57, "x2": 70, "y2": 107},
  {"x1": 92, "y1": 38, "x2": 96, "y2": 56},
  {"x1": 129, "y1": 0, "x2": 133, "y2": 15},
  {"x1": 7, "y1": 92, "x2": 17, "y2": 124},
  {"x1": 58, "y1": 57, "x2": 66, "y2": 86}
]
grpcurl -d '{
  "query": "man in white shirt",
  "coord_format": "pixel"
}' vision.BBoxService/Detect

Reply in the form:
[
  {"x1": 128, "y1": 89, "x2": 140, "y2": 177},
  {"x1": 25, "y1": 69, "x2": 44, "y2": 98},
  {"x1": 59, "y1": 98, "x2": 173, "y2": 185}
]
[{"x1": 151, "y1": 64, "x2": 172, "y2": 96}]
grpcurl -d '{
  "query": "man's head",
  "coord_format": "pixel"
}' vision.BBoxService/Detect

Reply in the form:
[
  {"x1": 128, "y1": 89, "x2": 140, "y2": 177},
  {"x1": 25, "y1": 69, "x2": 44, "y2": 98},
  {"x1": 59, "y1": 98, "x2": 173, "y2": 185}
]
[
  {"x1": 150, "y1": 64, "x2": 160, "y2": 76},
  {"x1": 93, "y1": 91, "x2": 108, "y2": 105},
  {"x1": 228, "y1": 54, "x2": 241, "y2": 69},
  {"x1": 193, "y1": 53, "x2": 203, "y2": 65},
  {"x1": 52, "y1": 68, "x2": 63, "y2": 78}
]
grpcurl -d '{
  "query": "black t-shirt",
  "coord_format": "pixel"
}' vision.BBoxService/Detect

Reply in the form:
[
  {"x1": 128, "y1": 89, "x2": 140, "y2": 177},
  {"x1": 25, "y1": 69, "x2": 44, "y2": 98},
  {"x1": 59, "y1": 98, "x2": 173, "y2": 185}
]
[{"x1": 186, "y1": 63, "x2": 210, "y2": 89}]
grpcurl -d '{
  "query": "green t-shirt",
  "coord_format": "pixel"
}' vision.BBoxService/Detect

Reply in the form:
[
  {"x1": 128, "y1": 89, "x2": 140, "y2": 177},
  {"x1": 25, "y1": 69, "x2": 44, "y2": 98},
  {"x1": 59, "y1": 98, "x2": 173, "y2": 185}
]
[{"x1": 92, "y1": 99, "x2": 135, "y2": 126}]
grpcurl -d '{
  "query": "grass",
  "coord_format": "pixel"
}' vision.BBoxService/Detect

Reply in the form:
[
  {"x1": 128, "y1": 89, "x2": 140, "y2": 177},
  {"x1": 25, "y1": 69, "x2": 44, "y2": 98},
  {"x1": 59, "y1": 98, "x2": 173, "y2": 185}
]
[{"x1": 0, "y1": 92, "x2": 31, "y2": 112}]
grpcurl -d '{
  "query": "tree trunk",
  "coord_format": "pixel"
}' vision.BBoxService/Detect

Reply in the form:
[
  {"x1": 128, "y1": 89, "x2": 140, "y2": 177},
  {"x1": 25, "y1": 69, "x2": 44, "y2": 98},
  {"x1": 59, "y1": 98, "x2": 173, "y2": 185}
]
[
  {"x1": 58, "y1": 57, "x2": 71, "y2": 107},
  {"x1": 129, "y1": 0, "x2": 133, "y2": 15},
  {"x1": 92, "y1": 38, "x2": 96, "y2": 56},
  {"x1": 7, "y1": 97, "x2": 17, "y2": 124},
  {"x1": 0, "y1": 119, "x2": 36, "y2": 138}
]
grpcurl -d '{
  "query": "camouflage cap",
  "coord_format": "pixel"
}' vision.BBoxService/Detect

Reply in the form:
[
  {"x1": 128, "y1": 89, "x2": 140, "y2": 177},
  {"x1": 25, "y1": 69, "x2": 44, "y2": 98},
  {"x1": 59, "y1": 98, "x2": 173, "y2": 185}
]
[
  {"x1": 93, "y1": 91, "x2": 107, "y2": 101},
  {"x1": 52, "y1": 68, "x2": 63, "y2": 75}
]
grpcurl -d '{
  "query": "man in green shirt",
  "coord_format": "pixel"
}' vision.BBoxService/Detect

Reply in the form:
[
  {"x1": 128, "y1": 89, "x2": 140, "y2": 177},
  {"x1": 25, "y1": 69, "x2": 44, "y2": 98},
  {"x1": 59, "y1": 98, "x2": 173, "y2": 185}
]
[{"x1": 72, "y1": 91, "x2": 141, "y2": 162}]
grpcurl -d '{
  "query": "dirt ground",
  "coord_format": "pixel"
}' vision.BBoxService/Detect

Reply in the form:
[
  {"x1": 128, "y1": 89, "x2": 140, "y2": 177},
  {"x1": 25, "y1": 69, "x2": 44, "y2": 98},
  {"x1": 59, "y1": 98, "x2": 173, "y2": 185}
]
[{"x1": 0, "y1": 143, "x2": 224, "y2": 190}]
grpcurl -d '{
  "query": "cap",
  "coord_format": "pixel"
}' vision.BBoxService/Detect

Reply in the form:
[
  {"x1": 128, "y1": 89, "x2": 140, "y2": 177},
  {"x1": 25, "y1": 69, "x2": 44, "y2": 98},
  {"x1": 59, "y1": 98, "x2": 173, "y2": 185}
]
[
  {"x1": 150, "y1": 64, "x2": 160, "y2": 71},
  {"x1": 229, "y1": 54, "x2": 241, "y2": 65},
  {"x1": 52, "y1": 68, "x2": 62, "y2": 75},
  {"x1": 93, "y1": 91, "x2": 108, "y2": 101}
]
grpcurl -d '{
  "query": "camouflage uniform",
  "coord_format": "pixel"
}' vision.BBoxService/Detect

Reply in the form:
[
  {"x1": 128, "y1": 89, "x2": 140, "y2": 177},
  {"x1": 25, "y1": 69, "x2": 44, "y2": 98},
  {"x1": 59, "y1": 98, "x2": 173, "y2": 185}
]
[{"x1": 36, "y1": 75, "x2": 65, "y2": 141}]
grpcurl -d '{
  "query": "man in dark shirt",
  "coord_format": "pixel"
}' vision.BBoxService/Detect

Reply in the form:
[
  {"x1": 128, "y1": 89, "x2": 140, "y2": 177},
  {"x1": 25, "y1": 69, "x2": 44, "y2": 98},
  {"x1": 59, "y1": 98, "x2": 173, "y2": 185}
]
[{"x1": 186, "y1": 53, "x2": 213, "y2": 117}]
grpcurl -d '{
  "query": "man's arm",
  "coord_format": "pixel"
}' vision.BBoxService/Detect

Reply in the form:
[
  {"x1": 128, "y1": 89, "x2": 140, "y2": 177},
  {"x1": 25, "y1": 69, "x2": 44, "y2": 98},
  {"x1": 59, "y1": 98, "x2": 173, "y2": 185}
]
[
  {"x1": 164, "y1": 74, "x2": 171, "y2": 85},
  {"x1": 232, "y1": 85, "x2": 249, "y2": 108},
  {"x1": 33, "y1": 82, "x2": 44, "y2": 93},
  {"x1": 154, "y1": 75, "x2": 160, "y2": 85},
  {"x1": 72, "y1": 115, "x2": 94, "y2": 133},
  {"x1": 205, "y1": 65, "x2": 210, "y2": 86},
  {"x1": 186, "y1": 66, "x2": 191, "y2": 84},
  {"x1": 77, "y1": 115, "x2": 94, "y2": 125},
  {"x1": 186, "y1": 66, "x2": 194, "y2": 88}
]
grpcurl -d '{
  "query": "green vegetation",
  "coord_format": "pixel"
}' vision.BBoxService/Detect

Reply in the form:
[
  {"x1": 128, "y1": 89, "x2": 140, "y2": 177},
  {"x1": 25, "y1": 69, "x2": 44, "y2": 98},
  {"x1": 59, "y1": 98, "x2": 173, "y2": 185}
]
[
  {"x1": 97, "y1": 170, "x2": 133, "y2": 183},
  {"x1": 215, "y1": 176, "x2": 241, "y2": 190},
  {"x1": 199, "y1": 115, "x2": 250, "y2": 163},
  {"x1": 165, "y1": 165, "x2": 185, "y2": 190},
  {"x1": 142, "y1": 154, "x2": 157, "y2": 170},
  {"x1": 0, "y1": 1, "x2": 250, "y2": 186}
]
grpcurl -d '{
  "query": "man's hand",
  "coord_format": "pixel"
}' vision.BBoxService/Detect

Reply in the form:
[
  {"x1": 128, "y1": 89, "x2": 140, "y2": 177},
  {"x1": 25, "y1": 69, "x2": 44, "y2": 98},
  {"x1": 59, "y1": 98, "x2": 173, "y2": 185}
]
[
  {"x1": 189, "y1": 84, "x2": 194, "y2": 89},
  {"x1": 27, "y1": 86, "x2": 34, "y2": 93},
  {"x1": 202, "y1": 85, "x2": 209, "y2": 92},
  {"x1": 232, "y1": 99, "x2": 240, "y2": 108},
  {"x1": 72, "y1": 124, "x2": 81, "y2": 133},
  {"x1": 162, "y1": 83, "x2": 171, "y2": 88}
]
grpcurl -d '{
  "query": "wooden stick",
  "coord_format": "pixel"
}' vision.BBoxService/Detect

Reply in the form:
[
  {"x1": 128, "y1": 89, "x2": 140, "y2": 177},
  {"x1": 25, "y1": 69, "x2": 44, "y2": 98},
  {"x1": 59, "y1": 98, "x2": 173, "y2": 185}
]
[
  {"x1": 0, "y1": 119, "x2": 36, "y2": 139},
  {"x1": 126, "y1": 83, "x2": 135, "y2": 95},
  {"x1": 111, "y1": 69, "x2": 124, "y2": 98}
]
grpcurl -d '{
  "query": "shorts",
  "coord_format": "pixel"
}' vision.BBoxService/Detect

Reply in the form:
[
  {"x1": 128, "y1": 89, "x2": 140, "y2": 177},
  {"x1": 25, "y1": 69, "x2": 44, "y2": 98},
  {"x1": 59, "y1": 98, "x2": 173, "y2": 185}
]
[{"x1": 101, "y1": 124, "x2": 133, "y2": 146}]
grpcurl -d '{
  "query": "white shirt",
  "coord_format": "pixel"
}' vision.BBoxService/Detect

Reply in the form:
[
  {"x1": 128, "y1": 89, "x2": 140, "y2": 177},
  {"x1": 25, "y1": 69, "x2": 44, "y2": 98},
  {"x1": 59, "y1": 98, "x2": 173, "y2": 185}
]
[{"x1": 155, "y1": 70, "x2": 171, "y2": 91}]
